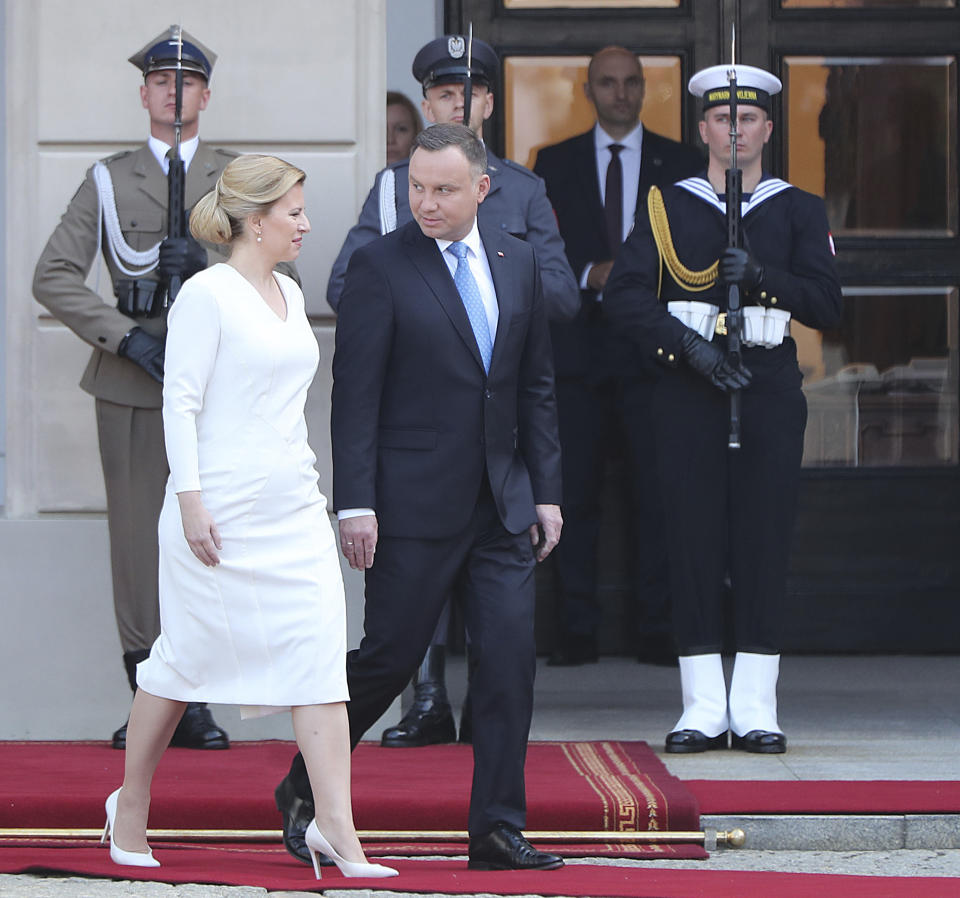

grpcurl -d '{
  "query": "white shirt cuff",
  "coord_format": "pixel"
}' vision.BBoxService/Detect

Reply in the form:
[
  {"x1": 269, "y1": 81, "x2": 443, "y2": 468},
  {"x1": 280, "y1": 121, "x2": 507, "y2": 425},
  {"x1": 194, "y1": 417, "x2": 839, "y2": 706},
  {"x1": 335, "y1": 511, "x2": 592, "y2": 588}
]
[
  {"x1": 580, "y1": 263, "x2": 593, "y2": 290},
  {"x1": 337, "y1": 507, "x2": 375, "y2": 520},
  {"x1": 580, "y1": 263, "x2": 603, "y2": 301}
]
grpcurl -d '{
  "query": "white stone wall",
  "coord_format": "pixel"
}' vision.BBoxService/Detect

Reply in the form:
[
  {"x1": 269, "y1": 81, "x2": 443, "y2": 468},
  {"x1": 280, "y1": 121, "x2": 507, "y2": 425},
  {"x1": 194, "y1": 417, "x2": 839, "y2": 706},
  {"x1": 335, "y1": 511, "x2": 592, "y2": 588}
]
[{"x1": 1, "y1": 0, "x2": 390, "y2": 739}]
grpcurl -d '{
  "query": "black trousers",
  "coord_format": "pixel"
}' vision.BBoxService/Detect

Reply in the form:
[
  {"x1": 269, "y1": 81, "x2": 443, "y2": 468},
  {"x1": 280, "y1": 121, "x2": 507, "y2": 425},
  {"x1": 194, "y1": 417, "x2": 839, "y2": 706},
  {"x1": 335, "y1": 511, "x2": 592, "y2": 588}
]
[
  {"x1": 652, "y1": 369, "x2": 807, "y2": 655},
  {"x1": 286, "y1": 484, "x2": 537, "y2": 836},
  {"x1": 549, "y1": 375, "x2": 670, "y2": 643}
]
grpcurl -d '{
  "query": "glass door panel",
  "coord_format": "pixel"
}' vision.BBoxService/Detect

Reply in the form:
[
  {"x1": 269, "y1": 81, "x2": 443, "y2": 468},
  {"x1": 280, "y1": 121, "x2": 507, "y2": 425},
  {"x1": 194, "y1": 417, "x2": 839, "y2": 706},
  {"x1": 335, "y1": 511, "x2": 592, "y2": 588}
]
[
  {"x1": 783, "y1": 0, "x2": 953, "y2": 7},
  {"x1": 504, "y1": 0, "x2": 680, "y2": 7},
  {"x1": 800, "y1": 287, "x2": 958, "y2": 466},
  {"x1": 784, "y1": 55, "x2": 957, "y2": 237},
  {"x1": 503, "y1": 55, "x2": 684, "y2": 168}
]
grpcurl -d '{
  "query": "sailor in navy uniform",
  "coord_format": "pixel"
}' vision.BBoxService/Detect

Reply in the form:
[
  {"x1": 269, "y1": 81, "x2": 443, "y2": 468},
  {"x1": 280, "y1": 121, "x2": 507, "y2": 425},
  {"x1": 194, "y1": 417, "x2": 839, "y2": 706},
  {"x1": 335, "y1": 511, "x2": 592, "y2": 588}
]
[{"x1": 604, "y1": 63, "x2": 842, "y2": 754}]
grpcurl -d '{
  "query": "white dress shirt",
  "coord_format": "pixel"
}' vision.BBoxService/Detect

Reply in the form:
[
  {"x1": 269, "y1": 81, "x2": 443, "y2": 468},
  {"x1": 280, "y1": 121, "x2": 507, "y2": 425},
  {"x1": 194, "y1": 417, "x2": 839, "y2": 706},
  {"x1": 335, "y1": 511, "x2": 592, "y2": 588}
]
[
  {"x1": 435, "y1": 219, "x2": 500, "y2": 340},
  {"x1": 148, "y1": 134, "x2": 200, "y2": 174}
]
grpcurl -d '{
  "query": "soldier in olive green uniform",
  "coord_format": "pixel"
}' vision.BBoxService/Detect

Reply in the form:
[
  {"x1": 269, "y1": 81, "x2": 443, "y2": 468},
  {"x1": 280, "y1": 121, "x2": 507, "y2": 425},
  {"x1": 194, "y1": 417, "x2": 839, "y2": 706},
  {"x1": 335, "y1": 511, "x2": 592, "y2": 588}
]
[{"x1": 33, "y1": 28, "x2": 240, "y2": 749}]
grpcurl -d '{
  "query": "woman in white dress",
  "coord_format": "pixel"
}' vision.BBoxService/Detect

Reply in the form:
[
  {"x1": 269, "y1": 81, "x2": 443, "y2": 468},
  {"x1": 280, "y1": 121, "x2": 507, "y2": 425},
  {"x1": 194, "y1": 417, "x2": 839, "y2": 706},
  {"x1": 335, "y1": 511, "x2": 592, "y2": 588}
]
[{"x1": 101, "y1": 155, "x2": 396, "y2": 880}]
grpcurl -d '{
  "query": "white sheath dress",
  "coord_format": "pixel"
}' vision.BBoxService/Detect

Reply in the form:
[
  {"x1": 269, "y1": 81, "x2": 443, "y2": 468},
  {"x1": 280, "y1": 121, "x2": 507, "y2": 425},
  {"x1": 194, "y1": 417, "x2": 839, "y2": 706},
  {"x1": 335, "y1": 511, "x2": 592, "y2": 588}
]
[{"x1": 137, "y1": 263, "x2": 348, "y2": 715}]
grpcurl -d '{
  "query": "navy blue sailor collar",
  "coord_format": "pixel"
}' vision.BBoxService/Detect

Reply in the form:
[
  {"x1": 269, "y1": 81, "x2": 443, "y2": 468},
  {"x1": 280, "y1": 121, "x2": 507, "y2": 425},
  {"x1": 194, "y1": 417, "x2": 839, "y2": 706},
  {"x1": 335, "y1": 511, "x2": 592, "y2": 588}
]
[{"x1": 674, "y1": 173, "x2": 793, "y2": 218}]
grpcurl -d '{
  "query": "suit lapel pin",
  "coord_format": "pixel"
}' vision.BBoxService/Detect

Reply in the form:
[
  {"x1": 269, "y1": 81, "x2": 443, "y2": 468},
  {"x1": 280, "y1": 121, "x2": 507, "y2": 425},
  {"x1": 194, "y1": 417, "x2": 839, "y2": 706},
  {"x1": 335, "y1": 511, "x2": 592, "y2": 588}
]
[{"x1": 497, "y1": 251, "x2": 504, "y2": 257}]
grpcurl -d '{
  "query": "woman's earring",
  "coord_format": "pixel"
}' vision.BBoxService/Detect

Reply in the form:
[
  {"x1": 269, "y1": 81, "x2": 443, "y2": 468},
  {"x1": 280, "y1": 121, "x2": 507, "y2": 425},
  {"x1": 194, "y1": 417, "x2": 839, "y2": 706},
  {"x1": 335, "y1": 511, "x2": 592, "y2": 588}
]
[{"x1": 256, "y1": 231, "x2": 262, "y2": 243}]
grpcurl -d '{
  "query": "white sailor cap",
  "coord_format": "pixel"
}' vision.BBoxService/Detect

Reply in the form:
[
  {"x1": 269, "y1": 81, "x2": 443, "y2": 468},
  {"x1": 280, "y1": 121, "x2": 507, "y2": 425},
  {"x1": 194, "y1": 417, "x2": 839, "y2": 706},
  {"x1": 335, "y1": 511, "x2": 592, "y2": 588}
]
[{"x1": 688, "y1": 64, "x2": 782, "y2": 111}]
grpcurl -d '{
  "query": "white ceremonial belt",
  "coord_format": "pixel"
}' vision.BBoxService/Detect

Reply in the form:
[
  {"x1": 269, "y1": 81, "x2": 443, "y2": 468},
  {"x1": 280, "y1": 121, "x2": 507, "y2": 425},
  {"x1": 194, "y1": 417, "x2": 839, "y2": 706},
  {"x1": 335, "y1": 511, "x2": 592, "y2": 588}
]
[
  {"x1": 737, "y1": 307, "x2": 791, "y2": 348},
  {"x1": 667, "y1": 301, "x2": 719, "y2": 341},
  {"x1": 669, "y1": 301, "x2": 791, "y2": 347},
  {"x1": 714, "y1": 308, "x2": 791, "y2": 347}
]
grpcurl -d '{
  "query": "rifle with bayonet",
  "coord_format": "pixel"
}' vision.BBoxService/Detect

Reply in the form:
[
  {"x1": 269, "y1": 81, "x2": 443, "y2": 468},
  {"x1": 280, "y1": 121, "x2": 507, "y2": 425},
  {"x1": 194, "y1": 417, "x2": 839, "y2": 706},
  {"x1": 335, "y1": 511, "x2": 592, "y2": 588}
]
[
  {"x1": 461, "y1": 23, "x2": 474, "y2": 132},
  {"x1": 164, "y1": 25, "x2": 187, "y2": 307},
  {"x1": 725, "y1": 44, "x2": 744, "y2": 450}
]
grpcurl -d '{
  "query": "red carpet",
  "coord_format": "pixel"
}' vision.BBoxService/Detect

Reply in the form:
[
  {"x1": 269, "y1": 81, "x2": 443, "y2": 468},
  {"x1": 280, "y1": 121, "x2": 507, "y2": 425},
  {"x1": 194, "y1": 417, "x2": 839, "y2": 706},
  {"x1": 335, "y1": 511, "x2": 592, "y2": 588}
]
[
  {"x1": 689, "y1": 779, "x2": 960, "y2": 814},
  {"x1": 3, "y1": 843, "x2": 957, "y2": 896},
  {"x1": 0, "y1": 740, "x2": 704, "y2": 860},
  {"x1": 4, "y1": 742, "x2": 959, "y2": 894}
]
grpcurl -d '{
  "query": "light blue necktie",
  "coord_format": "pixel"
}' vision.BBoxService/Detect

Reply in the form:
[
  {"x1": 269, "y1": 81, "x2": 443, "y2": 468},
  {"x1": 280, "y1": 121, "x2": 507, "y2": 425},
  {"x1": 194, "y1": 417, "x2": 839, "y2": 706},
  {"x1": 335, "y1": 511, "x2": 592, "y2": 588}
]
[{"x1": 448, "y1": 241, "x2": 493, "y2": 372}]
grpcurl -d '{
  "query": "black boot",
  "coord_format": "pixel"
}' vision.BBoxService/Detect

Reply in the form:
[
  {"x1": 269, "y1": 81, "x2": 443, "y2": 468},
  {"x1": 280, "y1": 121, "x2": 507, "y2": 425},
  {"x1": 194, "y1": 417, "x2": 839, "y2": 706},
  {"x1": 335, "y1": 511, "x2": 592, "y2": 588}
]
[
  {"x1": 112, "y1": 649, "x2": 149, "y2": 749},
  {"x1": 380, "y1": 645, "x2": 456, "y2": 747},
  {"x1": 170, "y1": 703, "x2": 230, "y2": 749}
]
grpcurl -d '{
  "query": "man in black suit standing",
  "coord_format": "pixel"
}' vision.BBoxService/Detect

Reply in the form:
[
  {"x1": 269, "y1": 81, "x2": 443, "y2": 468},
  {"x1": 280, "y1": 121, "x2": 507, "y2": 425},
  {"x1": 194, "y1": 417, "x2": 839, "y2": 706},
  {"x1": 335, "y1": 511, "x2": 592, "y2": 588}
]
[
  {"x1": 533, "y1": 47, "x2": 704, "y2": 667},
  {"x1": 275, "y1": 123, "x2": 565, "y2": 872}
]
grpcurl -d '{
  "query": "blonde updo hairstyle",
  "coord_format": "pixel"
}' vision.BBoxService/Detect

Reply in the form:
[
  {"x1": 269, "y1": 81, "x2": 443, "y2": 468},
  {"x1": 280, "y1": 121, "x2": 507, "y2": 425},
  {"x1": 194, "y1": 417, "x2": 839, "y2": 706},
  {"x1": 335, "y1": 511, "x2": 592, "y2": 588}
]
[{"x1": 190, "y1": 154, "x2": 306, "y2": 245}]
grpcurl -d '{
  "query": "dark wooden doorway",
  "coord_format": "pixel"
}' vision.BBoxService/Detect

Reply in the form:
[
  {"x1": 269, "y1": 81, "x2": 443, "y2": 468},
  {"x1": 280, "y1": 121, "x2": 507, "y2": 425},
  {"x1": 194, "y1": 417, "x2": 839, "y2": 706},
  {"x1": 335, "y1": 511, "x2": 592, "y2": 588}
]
[{"x1": 447, "y1": 0, "x2": 960, "y2": 653}]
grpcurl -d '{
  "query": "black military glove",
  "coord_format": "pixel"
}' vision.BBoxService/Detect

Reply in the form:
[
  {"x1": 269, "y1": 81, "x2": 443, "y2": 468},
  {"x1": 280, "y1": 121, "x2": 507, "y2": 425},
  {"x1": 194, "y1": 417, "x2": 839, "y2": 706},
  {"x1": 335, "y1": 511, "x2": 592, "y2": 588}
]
[
  {"x1": 158, "y1": 236, "x2": 207, "y2": 280},
  {"x1": 118, "y1": 327, "x2": 165, "y2": 384},
  {"x1": 719, "y1": 247, "x2": 764, "y2": 290},
  {"x1": 678, "y1": 329, "x2": 752, "y2": 393}
]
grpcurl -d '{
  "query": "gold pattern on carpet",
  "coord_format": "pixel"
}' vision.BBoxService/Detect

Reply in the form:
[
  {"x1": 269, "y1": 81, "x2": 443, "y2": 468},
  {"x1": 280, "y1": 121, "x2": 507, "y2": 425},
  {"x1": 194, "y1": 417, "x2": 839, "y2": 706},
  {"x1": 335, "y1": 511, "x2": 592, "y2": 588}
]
[{"x1": 560, "y1": 741, "x2": 664, "y2": 832}]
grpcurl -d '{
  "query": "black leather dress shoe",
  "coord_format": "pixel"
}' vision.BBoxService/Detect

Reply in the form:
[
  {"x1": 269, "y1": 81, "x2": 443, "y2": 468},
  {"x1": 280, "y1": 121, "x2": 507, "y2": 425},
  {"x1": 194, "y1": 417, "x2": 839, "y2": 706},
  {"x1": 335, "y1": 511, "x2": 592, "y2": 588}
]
[
  {"x1": 665, "y1": 728, "x2": 728, "y2": 753},
  {"x1": 274, "y1": 776, "x2": 333, "y2": 866},
  {"x1": 169, "y1": 703, "x2": 230, "y2": 749},
  {"x1": 468, "y1": 823, "x2": 564, "y2": 871},
  {"x1": 111, "y1": 720, "x2": 128, "y2": 750},
  {"x1": 731, "y1": 730, "x2": 787, "y2": 753},
  {"x1": 546, "y1": 636, "x2": 598, "y2": 667},
  {"x1": 380, "y1": 693, "x2": 456, "y2": 747}
]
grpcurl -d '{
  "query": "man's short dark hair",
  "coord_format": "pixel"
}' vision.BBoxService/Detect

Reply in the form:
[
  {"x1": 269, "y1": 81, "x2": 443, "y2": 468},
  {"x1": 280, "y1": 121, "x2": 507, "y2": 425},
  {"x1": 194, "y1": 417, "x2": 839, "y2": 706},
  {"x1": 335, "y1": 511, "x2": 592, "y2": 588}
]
[{"x1": 412, "y1": 123, "x2": 487, "y2": 180}]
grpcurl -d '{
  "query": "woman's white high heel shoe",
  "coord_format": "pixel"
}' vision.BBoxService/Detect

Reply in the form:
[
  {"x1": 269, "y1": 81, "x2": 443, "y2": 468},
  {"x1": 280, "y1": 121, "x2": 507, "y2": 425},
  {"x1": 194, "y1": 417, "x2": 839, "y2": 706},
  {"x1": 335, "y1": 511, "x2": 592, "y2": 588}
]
[
  {"x1": 102, "y1": 787, "x2": 160, "y2": 867},
  {"x1": 304, "y1": 820, "x2": 397, "y2": 879}
]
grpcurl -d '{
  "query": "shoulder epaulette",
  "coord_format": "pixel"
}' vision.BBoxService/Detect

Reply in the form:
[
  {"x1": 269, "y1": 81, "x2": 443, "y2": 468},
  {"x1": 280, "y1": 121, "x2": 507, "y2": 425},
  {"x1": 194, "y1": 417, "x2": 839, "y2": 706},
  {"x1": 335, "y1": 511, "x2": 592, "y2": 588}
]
[
  {"x1": 100, "y1": 149, "x2": 135, "y2": 166},
  {"x1": 495, "y1": 157, "x2": 539, "y2": 181}
]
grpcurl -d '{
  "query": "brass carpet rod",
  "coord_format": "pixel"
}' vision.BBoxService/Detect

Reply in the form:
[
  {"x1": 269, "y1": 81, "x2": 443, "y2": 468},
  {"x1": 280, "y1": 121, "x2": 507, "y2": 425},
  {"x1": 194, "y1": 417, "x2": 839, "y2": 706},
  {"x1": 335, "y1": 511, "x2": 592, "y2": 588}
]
[{"x1": 0, "y1": 827, "x2": 746, "y2": 847}]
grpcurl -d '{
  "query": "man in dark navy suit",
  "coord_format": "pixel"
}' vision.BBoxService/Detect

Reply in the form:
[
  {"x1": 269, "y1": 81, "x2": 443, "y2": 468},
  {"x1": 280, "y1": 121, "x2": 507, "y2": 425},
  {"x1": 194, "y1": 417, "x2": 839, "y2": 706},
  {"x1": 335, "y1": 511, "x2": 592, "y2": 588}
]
[
  {"x1": 533, "y1": 47, "x2": 704, "y2": 667},
  {"x1": 328, "y1": 34, "x2": 578, "y2": 752},
  {"x1": 276, "y1": 123, "x2": 565, "y2": 872}
]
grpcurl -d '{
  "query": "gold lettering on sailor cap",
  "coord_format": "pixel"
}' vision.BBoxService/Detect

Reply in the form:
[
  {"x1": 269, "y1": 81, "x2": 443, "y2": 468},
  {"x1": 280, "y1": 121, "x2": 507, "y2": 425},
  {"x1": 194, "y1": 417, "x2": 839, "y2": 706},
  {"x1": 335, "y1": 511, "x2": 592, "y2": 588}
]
[
  {"x1": 706, "y1": 88, "x2": 760, "y2": 102},
  {"x1": 703, "y1": 85, "x2": 770, "y2": 111}
]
